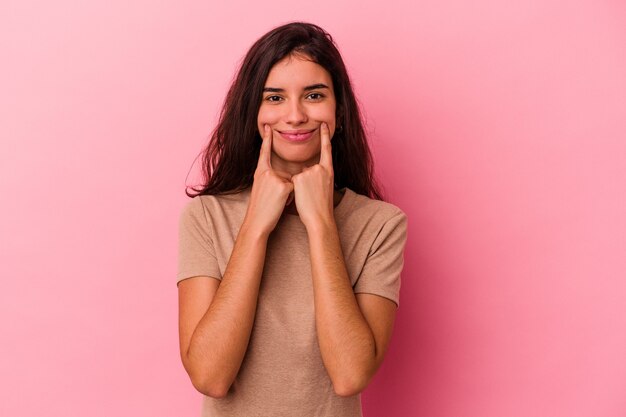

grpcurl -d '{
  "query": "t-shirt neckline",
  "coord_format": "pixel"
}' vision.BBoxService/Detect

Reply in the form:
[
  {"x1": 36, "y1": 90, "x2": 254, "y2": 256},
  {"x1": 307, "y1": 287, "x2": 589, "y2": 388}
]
[{"x1": 238, "y1": 186, "x2": 355, "y2": 225}]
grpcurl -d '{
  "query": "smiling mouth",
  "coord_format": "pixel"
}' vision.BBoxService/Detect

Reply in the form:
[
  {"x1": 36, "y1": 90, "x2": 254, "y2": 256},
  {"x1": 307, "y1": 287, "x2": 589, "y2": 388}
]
[
  {"x1": 278, "y1": 129, "x2": 316, "y2": 134},
  {"x1": 278, "y1": 129, "x2": 316, "y2": 142}
]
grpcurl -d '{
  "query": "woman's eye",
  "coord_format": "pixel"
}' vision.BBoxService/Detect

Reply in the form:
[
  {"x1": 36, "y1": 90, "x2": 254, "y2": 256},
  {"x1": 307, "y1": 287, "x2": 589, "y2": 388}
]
[{"x1": 265, "y1": 93, "x2": 324, "y2": 102}]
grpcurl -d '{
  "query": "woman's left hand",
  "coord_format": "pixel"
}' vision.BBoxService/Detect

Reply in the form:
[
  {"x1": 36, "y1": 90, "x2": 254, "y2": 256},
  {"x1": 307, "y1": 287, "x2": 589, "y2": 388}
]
[{"x1": 292, "y1": 122, "x2": 335, "y2": 230}]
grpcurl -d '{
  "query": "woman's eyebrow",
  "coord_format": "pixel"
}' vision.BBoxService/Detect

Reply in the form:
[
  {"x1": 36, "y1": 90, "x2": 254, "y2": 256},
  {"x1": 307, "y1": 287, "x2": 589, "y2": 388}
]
[{"x1": 262, "y1": 83, "x2": 330, "y2": 93}]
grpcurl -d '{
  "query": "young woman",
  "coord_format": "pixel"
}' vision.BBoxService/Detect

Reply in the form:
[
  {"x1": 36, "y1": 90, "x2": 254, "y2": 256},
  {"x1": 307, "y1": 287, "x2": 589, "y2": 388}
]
[{"x1": 176, "y1": 21, "x2": 408, "y2": 416}]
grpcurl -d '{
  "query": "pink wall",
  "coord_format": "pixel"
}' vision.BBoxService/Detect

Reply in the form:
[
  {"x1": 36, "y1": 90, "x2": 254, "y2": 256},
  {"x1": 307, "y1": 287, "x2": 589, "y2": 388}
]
[{"x1": 2, "y1": 1, "x2": 625, "y2": 416}]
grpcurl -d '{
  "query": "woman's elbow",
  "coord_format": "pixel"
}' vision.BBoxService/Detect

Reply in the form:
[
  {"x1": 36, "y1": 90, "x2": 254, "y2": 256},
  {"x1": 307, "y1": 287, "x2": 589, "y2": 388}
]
[
  {"x1": 187, "y1": 369, "x2": 232, "y2": 398},
  {"x1": 189, "y1": 372, "x2": 231, "y2": 399},
  {"x1": 332, "y1": 374, "x2": 370, "y2": 397},
  {"x1": 182, "y1": 355, "x2": 232, "y2": 398}
]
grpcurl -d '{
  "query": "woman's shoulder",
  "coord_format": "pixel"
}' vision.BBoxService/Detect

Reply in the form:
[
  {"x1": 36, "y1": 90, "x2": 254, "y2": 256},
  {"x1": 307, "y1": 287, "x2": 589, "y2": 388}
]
[
  {"x1": 342, "y1": 188, "x2": 408, "y2": 245},
  {"x1": 179, "y1": 188, "x2": 251, "y2": 221},
  {"x1": 198, "y1": 187, "x2": 251, "y2": 205},
  {"x1": 347, "y1": 188, "x2": 407, "y2": 221}
]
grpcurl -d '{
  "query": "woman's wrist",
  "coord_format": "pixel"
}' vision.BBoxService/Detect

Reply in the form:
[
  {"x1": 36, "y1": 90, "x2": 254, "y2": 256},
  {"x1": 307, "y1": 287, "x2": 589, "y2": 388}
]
[
  {"x1": 239, "y1": 219, "x2": 271, "y2": 242},
  {"x1": 304, "y1": 215, "x2": 337, "y2": 237}
]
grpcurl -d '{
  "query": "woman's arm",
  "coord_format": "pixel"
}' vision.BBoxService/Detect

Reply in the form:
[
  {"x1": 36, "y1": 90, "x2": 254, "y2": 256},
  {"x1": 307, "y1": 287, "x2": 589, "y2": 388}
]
[
  {"x1": 306, "y1": 218, "x2": 397, "y2": 397},
  {"x1": 178, "y1": 224, "x2": 269, "y2": 398},
  {"x1": 290, "y1": 123, "x2": 399, "y2": 397},
  {"x1": 178, "y1": 124, "x2": 293, "y2": 398}
]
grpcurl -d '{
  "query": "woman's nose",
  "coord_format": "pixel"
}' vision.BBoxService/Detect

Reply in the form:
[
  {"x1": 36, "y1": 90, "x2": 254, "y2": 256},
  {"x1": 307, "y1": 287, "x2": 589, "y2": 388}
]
[{"x1": 285, "y1": 100, "x2": 308, "y2": 124}]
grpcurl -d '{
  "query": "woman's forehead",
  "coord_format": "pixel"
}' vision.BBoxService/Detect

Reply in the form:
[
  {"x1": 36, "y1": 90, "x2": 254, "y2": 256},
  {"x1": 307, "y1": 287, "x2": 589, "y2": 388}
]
[{"x1": 264, "y1": 55, "x2": 332, "y2": 90}]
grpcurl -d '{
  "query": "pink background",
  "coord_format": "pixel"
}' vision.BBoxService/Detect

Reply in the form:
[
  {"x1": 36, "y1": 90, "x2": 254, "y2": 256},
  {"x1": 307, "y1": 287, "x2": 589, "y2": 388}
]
[{"x1": 2, "y1": 1, "x2": 625, "y2": 416}]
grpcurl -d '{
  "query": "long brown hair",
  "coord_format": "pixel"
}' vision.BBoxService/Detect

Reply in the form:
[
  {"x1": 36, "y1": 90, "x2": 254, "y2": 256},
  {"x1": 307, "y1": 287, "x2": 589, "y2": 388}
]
[{"x1": 186, "y1": 21, "x2": 385, "y2": 200}]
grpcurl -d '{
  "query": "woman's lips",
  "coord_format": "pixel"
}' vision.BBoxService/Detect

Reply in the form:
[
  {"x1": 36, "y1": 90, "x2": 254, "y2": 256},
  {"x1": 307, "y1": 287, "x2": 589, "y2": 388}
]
[{"x1": 278, "y1": 129, "x2": 315, "y2": 142}]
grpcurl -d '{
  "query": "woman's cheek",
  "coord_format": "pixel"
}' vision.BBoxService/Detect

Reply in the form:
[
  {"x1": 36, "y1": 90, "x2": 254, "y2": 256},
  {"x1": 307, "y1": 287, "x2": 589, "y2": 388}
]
[
  {"x1": 257, "y1": 108, "x2": 279, "y2": 128},
  {"x1": 257, "y1": 109, "x2": 276, "y2": 137}
]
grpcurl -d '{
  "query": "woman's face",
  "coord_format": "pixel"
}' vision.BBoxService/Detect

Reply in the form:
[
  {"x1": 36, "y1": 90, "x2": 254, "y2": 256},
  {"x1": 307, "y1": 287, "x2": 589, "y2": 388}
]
[{"x1": 257, "y1": 53, "x2": 337, "y2": 173}]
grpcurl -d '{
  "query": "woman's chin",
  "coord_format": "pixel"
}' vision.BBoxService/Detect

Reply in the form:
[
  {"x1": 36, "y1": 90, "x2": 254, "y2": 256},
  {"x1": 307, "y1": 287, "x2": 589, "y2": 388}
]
[
  {"x1": 273, "y1": 147, "x2": 319, "y2": 165},
  {"x1": 272, "y1": 151, "x2": 319, "y2": 168}
]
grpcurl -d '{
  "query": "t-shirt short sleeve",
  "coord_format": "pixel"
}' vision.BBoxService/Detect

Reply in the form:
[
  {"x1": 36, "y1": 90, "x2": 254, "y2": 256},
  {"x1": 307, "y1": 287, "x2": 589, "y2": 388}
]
[
  {"x1": 176, "y1": 197, "x2": 222, "y2": 286},
  {"x1": 353, "y1": 210, "x2": 408, "y2": 308}
]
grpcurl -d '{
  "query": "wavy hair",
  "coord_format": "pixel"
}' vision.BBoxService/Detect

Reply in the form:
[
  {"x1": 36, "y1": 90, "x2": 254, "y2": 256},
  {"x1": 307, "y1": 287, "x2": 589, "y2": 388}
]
[{"x1": 186, "y1": 21, "x2": 385, "y2": 200}]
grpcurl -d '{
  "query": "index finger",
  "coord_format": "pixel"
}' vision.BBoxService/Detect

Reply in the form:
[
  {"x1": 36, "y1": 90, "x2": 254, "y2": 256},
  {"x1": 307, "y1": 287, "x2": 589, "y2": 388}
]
[
  {"x1": 257, "y1": 124, "x2": 272, "y2": 171},
  {"x1": 318, "y1": 122, "x2": 333, "y2": 171}
]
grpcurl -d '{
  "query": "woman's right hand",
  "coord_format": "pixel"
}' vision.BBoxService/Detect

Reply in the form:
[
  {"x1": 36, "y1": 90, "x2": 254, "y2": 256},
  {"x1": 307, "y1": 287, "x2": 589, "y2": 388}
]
[{"x1": 242, "y1": 124, "x2": 294, "y2": 237}]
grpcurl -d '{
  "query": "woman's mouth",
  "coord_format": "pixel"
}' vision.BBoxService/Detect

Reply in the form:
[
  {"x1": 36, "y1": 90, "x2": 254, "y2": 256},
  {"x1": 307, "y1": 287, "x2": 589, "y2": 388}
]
[{"x1": 278, "y1": 129, "x2": 315, "y2": 142}]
